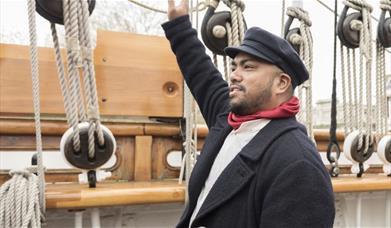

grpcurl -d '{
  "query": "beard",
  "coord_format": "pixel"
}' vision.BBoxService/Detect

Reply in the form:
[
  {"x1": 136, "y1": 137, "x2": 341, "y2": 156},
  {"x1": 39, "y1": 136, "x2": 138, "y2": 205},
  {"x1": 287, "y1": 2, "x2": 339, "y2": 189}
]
[{"x1": 229, "y1": 85, "x2": 272, "y2": 116}]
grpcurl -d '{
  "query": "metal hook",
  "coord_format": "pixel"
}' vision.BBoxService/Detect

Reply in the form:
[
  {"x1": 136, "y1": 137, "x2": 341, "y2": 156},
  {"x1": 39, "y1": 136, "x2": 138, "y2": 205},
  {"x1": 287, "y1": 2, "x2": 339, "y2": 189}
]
[{"x1": 327, "y1": 142, "x2": 341, "y2": 177}]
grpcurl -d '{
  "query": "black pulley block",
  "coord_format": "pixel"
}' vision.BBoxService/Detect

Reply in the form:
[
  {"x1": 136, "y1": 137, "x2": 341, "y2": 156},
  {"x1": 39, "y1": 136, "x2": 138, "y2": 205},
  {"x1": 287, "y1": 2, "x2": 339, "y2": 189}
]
[
  {"x1": 63, "y1": 127, "x2": 114, "y2": 170},
  {"x1": 284, "y1": 17, "x2": 301, "y2": 53},
  {"x1": 201, "y1": 7, "x2": 247, "y2": 55},
  {"x1": 35, "y1": 0, "x2": 96, "y2": 25},
  {"x1": 349, "y1": 134, "x2": 374, "y2": 163},
  {"x1": 377, "y1": 10, "x2": 391, "y2": 47},
  {"x1": 337, "y1": 6, "x2": 362, "y2": 49},
  {"x1": 385, "y1": 139, "x2": 391, "y2": 163}
]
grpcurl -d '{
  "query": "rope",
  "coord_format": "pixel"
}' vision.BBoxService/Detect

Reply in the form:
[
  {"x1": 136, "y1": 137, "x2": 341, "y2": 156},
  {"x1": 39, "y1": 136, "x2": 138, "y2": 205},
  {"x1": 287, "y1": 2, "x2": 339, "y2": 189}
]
[
  {"x1": 339, "y1": 0, "x2": 374, "y2": 174},
  {"x1": 51, "y1": 0, "x2": 105, "y2": 159},
  {"x1": 281, "y1": 0, "x2": 286, "y2": 36},
  {"x1": 0, "y1": 170, "x2": 41, "y2": 228},
  {"x1": 315, "y1": 0, "x2": 391, "y2": 54},
  {"x1": 327, "y1": 0, "x2": 342, "y2": 177},
  {"x1": 286, "y1": 6, "x2": 314, "y2": 141},
  {"x1": 380, "y1": 0, "x2": 391, "y2": 10},
  {"x1": 26, "y1": 0, "x2": 45, "y2": 216},
  {"x1": 179, "y1": 1, "x2": 200, "y2": 206},
  {"x1": 375, "y1": 0, "x2": 390, "y2": 139}
]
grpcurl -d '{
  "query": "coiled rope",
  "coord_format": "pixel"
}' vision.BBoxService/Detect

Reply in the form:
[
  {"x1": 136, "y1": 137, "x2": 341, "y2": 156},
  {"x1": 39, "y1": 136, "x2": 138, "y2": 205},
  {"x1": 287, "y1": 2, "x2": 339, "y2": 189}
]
[
  {"x1": 286, "y1": 6, "x2": 314, "y2": 141},
  {"x1": 0, "y1": 0, "x2": 46, "y2": 227}
]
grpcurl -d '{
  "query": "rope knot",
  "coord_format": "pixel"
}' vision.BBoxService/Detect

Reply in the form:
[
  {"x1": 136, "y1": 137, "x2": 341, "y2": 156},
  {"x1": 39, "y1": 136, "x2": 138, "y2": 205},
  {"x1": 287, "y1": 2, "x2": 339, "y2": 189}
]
[
  {"x1": 380, "y1": 0, "x2": 391, "y2": 11},
  {"x1": 66, "y1": 36, "x2": 83, "y2": 67},
  {"x1": 350, "y1": 19, "x2": 363, "y2": 31},
  {"x1": 213, "y1": 25, "x2": 227, "y2": 38},
  {"x1": 289, "y1": 33, "x2": 303, "y2": 45},
  {"x1": 208, "y1": 0, "x2": 219, "y2": 9},
  {"x1": 81, "y1": 46, "x2": 93, "y2": 61},
  {"x1": 286, "y1": 7, "x2": 312, "y2": 26},
  {"x1": 344, "y1": 0, "x2": 373, "y2": 12},
  {"x1": 223, "y1": 0, "x2": 245, "y2": 11},
  {"x1": 9, "y1": 169, "x2": 32, "y2": 178},
  {"x1": 88, "y1": 106, "x2": 99, "y2": 121}
]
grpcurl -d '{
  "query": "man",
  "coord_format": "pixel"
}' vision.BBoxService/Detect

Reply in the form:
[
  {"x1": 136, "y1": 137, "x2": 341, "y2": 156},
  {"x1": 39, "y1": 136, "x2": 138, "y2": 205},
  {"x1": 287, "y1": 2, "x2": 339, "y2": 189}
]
[{"x1": 162, "y1": 1, "x2": 335, "y2": 227}]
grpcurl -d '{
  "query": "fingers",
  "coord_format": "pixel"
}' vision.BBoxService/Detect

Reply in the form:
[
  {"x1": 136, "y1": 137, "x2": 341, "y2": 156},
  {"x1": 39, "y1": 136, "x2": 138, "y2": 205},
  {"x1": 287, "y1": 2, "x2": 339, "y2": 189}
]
[
  {"x1": 180, "y1": 0, "x2": 189, "y2": 8},
  {"x1": 168, "y1": 0, "x2": 175, "y2": 9}
]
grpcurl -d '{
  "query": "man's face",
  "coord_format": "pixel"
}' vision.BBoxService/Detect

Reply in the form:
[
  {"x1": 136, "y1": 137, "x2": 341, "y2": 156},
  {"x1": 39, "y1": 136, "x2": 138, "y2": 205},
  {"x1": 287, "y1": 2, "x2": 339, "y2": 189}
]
[{"x1": 229, "y1": 53, "x2": 281, "y2": 115}]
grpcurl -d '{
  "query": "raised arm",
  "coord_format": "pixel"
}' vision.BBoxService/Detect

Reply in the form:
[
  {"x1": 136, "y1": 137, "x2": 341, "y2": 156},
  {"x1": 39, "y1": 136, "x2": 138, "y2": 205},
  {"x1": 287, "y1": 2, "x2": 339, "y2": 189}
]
[{"x1": 163, "y1": 0, "x2": 230, "y2": 128}]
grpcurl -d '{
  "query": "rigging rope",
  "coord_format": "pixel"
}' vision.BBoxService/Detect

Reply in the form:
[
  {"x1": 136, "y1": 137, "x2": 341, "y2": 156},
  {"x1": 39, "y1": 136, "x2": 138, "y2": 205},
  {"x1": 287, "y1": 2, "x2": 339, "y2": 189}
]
[
  {"x1": 340, "y1": 0, "x2": 374, "y2": 175},
  {"x1": 326, "y1": 0, "x2": 342, "y2": 177},
  {"x1": 286, "y1": 6, "x2": 315, "y2": 141},
  {"x1": 315, "y1": 0, "x2": 391, "y2": 54},
  {"x1": 53, "y1": 0, "x2": 105, "y2": 159},
  {"x1": 375, "y1": 0, "x2": 390, "y2": 139},
  {"x1": 0, "y1": 0, "x2": 45, "y2": 226}
]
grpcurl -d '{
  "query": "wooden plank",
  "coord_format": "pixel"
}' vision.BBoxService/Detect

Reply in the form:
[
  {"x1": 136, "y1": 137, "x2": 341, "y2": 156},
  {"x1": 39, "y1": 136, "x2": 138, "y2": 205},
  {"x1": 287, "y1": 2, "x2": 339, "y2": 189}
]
[
  {"x1": 0, "y1": 119, "x2": 144, "y2": 136},
  {"x1": 0, "y1": 135, "x2": 61, "y2": 150},
  {"x1": 0, "y1": 30, "x2": 183, "y2": 117},
  {"x1": 152, "y1": 137, "x2": 182, "y2": 180},
  {"x1": 111, "y1": 137, "x2": 135, "y2": 181},
  {"x1": 45, "y1": 180, "x2": 185, "y2": 209},
  {"x1": 332, "y1": 175, "x2": 391, "y2": 192},
  {"x1": 43, "y1": 176, "x2": 391, "y2": 209},
  {"x1": 134, "y1": 136, "x2": 152, "y2": 181}
]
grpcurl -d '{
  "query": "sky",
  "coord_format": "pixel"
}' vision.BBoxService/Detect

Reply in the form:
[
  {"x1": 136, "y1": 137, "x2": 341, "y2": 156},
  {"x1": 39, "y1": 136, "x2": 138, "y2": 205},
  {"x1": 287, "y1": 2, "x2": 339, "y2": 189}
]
[{"x1": 0, "y1": 0, "x2": 390, "y2": 104}]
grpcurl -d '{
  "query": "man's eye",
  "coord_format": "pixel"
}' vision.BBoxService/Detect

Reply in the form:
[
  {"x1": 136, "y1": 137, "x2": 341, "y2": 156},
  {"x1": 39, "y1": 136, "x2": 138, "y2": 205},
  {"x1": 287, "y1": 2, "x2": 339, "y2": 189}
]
[
  {"x1": 244, "y1": 65, "x2": 253, "y2": 69},
  {"x1": 231, "y1": 68, "x2": 236, "y2": 72}
]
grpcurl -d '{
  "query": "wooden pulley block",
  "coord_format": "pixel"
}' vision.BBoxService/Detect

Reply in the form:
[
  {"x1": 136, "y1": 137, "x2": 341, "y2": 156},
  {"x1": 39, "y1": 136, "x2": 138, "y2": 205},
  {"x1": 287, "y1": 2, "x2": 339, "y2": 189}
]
[
  {"x1": 343, "y1": 130, "x2": 374, "y2": 177},
  {"x1": 284, "y1": 16, "x2": 301, "y2": 53},
  {"x1": 201, "y1": 7, "x2": 231, "y2": 55},
  {"x1": 377, "y1": 10, "x2": 391, "y2": 47},
  {"x1": 377, "y1": 135, "x2": 391, "y2": 175},
  {"x1": 201, "y1": 7, "x2": 247, "y2": 55},
  {"x1": 35, "y1": 0, "x2": 96, "y2": 25},
  {"x1": 337, "y1": 6, "x2": 362, "y2": 49},
  {"x1": 60, "y1": 122, "x2": 116, "y2": 170}
]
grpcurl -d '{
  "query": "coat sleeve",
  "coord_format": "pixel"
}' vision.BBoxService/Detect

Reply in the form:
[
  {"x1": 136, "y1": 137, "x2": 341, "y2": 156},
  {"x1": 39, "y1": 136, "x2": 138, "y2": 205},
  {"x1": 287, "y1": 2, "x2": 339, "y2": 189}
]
[
  {"x1": 259, "y1": 160, "x2": 335, "y2": 228},
  {"x1": 162, "y1": 15, "x2": 230, "y2": 128}
]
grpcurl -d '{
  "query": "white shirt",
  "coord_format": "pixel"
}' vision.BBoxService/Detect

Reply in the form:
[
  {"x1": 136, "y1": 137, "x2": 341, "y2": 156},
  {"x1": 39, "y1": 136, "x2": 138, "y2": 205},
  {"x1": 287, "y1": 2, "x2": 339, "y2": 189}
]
[{"x1": 189, "y1": 118, "x2": 271, "y2": 227}]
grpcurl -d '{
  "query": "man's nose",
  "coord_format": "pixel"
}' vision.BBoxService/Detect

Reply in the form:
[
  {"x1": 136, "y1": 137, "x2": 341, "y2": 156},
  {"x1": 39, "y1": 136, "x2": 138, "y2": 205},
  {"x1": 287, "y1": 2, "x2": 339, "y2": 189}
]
[{"x1": 229, "y1": 69, "x2": 242, "y2": 83}]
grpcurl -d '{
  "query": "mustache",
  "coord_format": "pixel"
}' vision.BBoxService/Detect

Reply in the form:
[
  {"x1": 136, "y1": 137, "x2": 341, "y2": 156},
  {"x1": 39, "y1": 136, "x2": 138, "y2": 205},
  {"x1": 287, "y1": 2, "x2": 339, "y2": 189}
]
[{"x1": 229, "y1": 83, "x2": 245, "y2": 92}]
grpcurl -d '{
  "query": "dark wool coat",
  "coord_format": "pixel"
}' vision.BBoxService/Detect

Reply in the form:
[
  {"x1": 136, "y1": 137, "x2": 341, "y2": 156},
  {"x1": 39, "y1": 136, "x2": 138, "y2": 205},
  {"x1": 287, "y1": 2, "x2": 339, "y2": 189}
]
[{"x1": 162, "y1": 15, "x2": 335, "y2": 228}]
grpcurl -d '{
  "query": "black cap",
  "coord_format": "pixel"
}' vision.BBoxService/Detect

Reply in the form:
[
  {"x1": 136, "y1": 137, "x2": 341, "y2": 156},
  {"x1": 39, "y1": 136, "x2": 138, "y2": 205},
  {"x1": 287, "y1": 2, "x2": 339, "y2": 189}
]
[{"x1": 224, "y1": 27, "x2": 309, "y2": 89}]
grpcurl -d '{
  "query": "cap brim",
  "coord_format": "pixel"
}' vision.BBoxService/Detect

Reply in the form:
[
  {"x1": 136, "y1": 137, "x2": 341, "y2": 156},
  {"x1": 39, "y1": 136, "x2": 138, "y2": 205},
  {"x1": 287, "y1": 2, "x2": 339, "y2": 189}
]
[{"x1": 224, "y1": 45, "x2": 275, "y2": 64}]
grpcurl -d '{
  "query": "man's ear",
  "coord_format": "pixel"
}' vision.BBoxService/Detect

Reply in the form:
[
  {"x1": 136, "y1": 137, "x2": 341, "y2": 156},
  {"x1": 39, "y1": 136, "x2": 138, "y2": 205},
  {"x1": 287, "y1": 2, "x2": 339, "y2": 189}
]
[{"x1": 275, "y1": 73, "x2": 292, "y2": 94}]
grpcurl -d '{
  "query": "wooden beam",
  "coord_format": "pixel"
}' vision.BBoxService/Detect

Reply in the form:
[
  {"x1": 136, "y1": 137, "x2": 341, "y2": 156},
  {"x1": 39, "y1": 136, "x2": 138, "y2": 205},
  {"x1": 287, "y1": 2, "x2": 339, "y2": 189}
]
[
  {"x1": 44, "y1": 176, "x2": 391, "y2": 209},
  {"x1": 45, "y1": 180, "x2": 185, "y2": 209},
  {"x1": 134, "y1": 136, "x2": 153, "y2": 181}
]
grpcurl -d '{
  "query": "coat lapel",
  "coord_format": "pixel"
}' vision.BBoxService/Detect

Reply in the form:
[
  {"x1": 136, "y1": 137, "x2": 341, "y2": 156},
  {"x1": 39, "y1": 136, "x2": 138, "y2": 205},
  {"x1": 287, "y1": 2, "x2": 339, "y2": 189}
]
[
  {"x1": 183, "y1": 126, "x2": 232, "y2": 221},
  {"x1": 193, "y1": 156, "x2": 254, "y2": 223},
  {"x1": 192, "y1": 118, "x2": 300, "y2": 224}
]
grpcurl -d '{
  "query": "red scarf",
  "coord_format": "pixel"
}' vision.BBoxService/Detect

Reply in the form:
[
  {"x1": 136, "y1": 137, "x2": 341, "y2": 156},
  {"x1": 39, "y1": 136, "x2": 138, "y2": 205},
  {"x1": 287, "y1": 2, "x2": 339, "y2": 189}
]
[{"x1": 228, "y1": 96, "x2": 300, "y2": 129}]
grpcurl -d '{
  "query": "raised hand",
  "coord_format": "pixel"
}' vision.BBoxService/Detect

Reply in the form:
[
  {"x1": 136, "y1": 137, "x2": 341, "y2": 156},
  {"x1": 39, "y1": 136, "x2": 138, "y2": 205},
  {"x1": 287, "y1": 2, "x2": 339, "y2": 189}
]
[{"x1": 167, "y1": 0, "x2": 189, "y2": 21}]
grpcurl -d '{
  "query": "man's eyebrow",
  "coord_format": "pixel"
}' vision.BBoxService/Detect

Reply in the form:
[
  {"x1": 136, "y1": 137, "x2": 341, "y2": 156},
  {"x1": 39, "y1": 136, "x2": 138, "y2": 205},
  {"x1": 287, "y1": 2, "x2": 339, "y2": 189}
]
[{"x1": 232, "y1": 58, "x2": 255, "y2": 66}]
